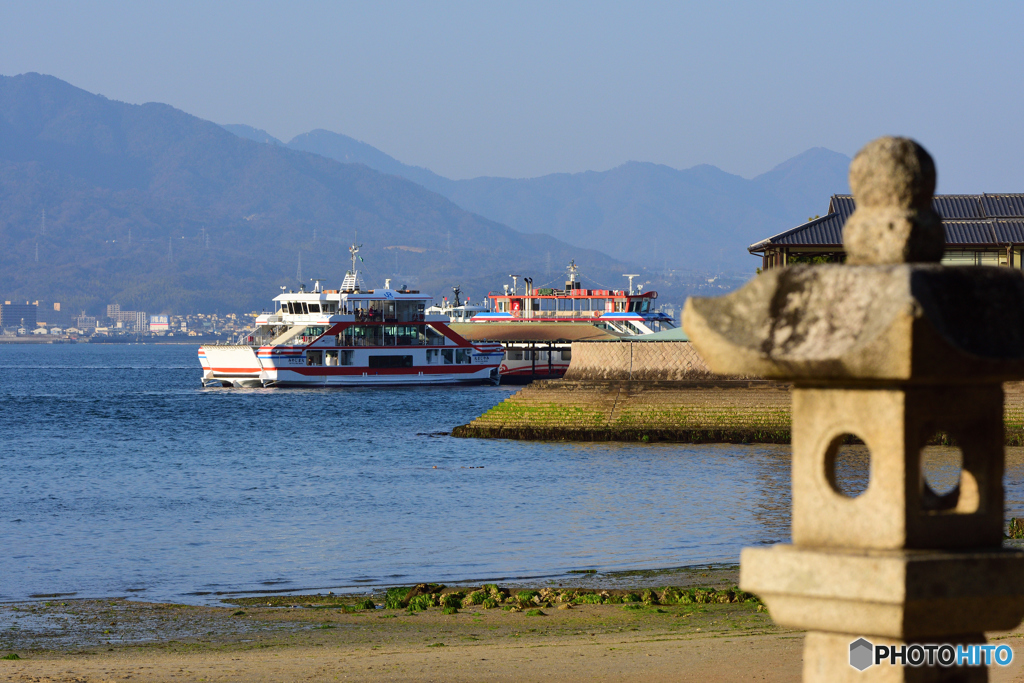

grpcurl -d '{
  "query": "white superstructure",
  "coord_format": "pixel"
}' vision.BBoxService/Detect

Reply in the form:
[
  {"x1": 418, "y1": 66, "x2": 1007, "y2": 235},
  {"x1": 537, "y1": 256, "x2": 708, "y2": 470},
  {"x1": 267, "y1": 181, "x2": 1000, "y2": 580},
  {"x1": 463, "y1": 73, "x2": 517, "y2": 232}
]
[{"x1": 199, "y1": 247, "x2": 503, "y2": 388}]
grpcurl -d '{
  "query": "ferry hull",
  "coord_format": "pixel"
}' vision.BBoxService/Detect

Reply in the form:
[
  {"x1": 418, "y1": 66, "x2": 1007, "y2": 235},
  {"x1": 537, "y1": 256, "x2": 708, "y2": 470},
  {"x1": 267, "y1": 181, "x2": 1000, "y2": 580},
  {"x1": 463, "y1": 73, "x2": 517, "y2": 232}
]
[
  {"x1": 200, "y1": 344, "x2": 502, "y2": 388},
  {"x1": 262, "y1": 366, "x2": 499, "y2": 387},
  {"x1": 200, "y1": 345, "x2": 264, "y2": 387}
]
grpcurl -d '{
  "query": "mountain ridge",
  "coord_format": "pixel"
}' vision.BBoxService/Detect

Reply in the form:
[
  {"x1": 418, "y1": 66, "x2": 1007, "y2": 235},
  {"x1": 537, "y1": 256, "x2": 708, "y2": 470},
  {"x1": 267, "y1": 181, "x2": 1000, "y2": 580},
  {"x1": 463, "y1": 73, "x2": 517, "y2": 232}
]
[
  {"x1": 231, "y1": 126, "x2": 851, "y2": 271},
  {"x1": 0, "y1": 73, "x2": 629, "y2": 315}
]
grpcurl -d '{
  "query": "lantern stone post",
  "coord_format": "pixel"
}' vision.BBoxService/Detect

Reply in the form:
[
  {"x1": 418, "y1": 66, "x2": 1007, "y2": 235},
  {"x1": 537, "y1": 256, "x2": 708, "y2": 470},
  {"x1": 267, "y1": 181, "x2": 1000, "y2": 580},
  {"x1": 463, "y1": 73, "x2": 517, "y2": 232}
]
[{"x1": 684, "y1": 137, "x2": 1024, "y2": 682}]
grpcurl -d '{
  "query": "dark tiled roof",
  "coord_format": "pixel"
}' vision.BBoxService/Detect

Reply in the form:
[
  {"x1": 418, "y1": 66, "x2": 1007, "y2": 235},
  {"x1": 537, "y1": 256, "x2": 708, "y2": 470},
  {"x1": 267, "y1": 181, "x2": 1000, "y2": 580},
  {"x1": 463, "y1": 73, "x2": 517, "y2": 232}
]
[
  {"x1": 982, "y1": 195, "x2": 1024, "y2": 217},
  {"x1": 828, "y1": 195, "x2": 857, "y2": 221},
  {"x1": 751, "y1": 194, "x2": 1024, "y2": 252},
  {"x1": 934, "y1": 195, "x2": 982, "y2": 219},
  {"x1": 945, "y1": 221, "x2": 996, "y2": 244}
]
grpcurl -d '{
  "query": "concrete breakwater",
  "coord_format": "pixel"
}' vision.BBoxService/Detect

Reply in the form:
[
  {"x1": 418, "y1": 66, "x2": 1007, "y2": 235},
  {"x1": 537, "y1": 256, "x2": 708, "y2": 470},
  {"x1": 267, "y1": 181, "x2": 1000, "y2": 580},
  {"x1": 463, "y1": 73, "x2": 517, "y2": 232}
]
[
  {"x1": 454, "y1": 339, "x2": 790, "y2": 442},
  {"x1": 453, "y1": 377, "x2": 793, "y2": 442},
  {"x1": 455, "y1": 341, "x2": 1024, "y2": 443}
]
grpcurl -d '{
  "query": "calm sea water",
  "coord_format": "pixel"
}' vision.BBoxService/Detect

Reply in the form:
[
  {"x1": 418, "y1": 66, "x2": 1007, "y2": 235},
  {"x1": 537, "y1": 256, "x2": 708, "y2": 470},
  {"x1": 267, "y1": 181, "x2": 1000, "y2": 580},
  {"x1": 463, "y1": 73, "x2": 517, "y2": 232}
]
[{"x1": 2, "y1": 344, "x2": 1021, "y2": 605}]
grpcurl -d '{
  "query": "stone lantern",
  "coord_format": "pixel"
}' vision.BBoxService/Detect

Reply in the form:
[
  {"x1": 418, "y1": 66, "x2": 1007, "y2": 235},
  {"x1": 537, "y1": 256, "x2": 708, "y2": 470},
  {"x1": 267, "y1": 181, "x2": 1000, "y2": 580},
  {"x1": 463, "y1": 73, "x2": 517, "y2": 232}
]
[{"x1": 684, "y1": 137, "x2": 1024, "y2": 681}]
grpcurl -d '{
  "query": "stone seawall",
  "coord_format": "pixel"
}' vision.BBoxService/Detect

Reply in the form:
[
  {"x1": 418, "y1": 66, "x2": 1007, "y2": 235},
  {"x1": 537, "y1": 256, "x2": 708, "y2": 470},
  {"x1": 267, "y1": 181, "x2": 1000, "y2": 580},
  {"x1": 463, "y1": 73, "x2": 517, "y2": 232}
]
[
  {"x1": 563, "y1": 340, "x2": 715, "y2": 381},
  {"x1": 453, "y1": 379, "x2": 794, "y2": 443},
  {"x1": 454, "y1": 340, "x2": 1024, "y2": 443}
]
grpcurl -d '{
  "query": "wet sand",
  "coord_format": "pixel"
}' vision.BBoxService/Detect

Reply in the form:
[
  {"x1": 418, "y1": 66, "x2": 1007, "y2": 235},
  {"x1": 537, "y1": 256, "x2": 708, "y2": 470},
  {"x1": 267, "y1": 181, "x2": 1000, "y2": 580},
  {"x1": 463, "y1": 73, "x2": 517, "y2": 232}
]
[
  {"x1": 1, "y1": 600, "x2": 798, "y2": 682},
  {"x1": 4, "y1": 566, "x2": 1024, "y2": 682}
]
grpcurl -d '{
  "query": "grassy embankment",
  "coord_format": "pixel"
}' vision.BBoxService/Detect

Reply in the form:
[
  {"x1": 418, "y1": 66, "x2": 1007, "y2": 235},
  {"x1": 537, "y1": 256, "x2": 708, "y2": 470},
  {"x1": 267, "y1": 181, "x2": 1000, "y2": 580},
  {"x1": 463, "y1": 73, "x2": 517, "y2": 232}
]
[{"x1": 456, "y1": 380, "x2": 1024, "y2": 444}]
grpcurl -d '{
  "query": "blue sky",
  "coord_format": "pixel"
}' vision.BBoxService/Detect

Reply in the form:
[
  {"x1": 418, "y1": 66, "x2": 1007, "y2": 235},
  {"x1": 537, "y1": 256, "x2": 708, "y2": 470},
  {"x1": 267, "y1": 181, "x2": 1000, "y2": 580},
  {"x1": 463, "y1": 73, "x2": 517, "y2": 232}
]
[{"x1": 2, "y1": 1, "x2": 1022, "y2": 190}]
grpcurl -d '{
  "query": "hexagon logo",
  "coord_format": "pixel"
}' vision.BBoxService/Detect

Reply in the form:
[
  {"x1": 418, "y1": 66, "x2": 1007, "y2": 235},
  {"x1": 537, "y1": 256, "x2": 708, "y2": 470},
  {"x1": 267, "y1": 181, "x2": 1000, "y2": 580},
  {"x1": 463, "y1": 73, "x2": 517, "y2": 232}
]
[{"x1": 850, "y1": 638, "x2": 874, "y2": 671}]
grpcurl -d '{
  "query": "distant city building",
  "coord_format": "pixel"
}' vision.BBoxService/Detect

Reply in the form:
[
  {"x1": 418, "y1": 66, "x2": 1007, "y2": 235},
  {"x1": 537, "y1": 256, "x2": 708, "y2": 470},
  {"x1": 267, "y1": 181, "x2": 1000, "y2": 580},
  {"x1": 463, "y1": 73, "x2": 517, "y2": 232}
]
[
  {"x1": 149, "y1": 315, "x2": 169, "y2": 333},
  {"x1": 0, "y1": 301, "x2": 38, "y2": 330},
  {"x1": 76, "y1": 314, "x2": 98, "y2": 330},
  {"x1": 126, "y1": 311, "x2": 148, "y2": 331},
  {"x1": 106, "y1": 303, "x2": 148, "y2": 331},
  {"x1": 39, "y1": 301, "x2": 74, "y2": 327}
]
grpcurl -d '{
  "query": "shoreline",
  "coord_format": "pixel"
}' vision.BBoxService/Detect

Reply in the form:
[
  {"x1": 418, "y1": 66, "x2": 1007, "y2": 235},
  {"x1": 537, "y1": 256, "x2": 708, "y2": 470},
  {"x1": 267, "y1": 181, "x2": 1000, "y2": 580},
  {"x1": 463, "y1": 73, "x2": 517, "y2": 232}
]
[
  {"x1": 0, "y1": 568, "x2": 798, "y2": 682},
  {"x1": 5, "y1": 577, "x2": 1024, "y2": 682},
  {"x1": 0, "y1": 563, "x2": 745, "y2": 608}
]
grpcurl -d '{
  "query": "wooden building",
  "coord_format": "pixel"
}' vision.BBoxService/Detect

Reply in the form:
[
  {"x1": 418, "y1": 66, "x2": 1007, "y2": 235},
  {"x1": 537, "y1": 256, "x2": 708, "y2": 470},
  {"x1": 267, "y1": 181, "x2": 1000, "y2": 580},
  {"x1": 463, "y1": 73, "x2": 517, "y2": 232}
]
[{"x1": 749, "y1": 194, "x2": 1024, "y2": 270}]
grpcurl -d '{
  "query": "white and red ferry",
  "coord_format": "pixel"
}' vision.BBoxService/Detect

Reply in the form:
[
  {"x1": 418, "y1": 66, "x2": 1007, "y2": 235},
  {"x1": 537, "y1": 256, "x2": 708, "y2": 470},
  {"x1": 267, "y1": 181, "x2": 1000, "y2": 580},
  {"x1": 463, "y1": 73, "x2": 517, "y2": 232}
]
[
  {"x1": 199, "y1": 246, "x2": 504, "y2": 388},
  {"x1": 434, "y1": 262, "x2": 677, "y2": 381},
  {"x1": 476, "y1": 263, "x2": 675, "y2": 335}
]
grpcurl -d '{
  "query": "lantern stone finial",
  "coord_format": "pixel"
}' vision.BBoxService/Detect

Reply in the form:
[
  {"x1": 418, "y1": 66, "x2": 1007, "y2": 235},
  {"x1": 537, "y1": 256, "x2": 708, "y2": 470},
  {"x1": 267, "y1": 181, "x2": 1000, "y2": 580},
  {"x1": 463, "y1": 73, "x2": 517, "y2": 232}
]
[{"x1": 843, "y1": 136, "x2": 944, "y2": 265}]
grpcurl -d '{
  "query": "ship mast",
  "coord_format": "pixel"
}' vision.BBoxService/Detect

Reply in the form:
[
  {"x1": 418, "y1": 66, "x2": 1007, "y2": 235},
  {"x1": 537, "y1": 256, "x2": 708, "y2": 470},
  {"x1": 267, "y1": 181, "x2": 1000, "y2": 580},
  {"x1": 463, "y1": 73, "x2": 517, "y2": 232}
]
[
  {"x1": 566, "y1": 260, "x2": 579, "y2": 290},
  {"x1": 623, "y1": 273, "x2": 640, "y2": 296},
  {"x1": 341, "y1": 243, "x2": 366, "y2": 292}
]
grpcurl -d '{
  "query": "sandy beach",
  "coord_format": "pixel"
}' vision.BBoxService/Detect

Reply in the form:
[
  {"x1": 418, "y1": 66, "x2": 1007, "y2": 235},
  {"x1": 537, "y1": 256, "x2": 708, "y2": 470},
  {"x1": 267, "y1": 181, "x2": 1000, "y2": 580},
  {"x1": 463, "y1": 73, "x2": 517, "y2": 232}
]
[{"x1": 5, "y1": 567, "x2": 1024, "y2": 682}]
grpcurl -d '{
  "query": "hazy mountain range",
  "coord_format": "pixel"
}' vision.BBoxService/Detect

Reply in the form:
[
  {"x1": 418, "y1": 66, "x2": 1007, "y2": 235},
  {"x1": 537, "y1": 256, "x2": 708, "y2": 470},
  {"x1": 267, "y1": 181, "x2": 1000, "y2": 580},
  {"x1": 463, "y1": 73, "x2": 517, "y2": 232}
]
[
  {"x1": 0, "y1": 72, "x2": 851, "y2": 316},
  {"x1": 0, "y1": 74, "x2": 625, "y2": 315},
  {"x1": 227, "y1": 125, "x2": 851, "y2": 272}
]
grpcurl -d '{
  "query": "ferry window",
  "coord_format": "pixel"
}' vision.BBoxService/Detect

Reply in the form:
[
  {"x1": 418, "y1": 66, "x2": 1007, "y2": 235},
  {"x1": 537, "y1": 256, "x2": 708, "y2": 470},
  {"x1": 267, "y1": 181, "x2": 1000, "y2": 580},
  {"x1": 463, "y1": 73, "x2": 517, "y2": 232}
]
[
  {"x1": 393, "y1": 325, "x2": 422, "y2": 346},
  {"x1": 341, "y1": 350, "x2": 354, "y2": 366},
  {"x1": 615, "y1": 300, "x2": 626, "y2": 312},
  {"x1": 305, "y1": 326, "x2": 325, "y2": 338},
  {"x1": 592, "y1": 298, "x2": 606, "y2": 312},
  {"x1": 308, "y1": 303, "x2": 321, "y2": 313},
  {"x1": 537, "y1": 350, "x2": 548, "y2": 362},
  {"x1": 579, "y1": 299, "x2": 590, "y2": 312},
  {"x1": 561, "y1": 348, "x2": 572, "y2": 361},
  {"x1": 369, "y1": 355, "x2": 413, "y2": 368},
  {"x1": 508, "y1": 349, "x2": 524, "y2": 361},
  {"x1": 629, "y1": 300, "x2": 642, "y2": 313},
  {"x1": 456, "y1": 349, "x2": 471, "y2": 364},
  {"x1": 345, "y1": 325, "x2": 382, "y2": 346},
  {"x1": 396, "y1": 301, "x2": 421, "y2": 322},
  {"x1": 642, "y1": 300, "x2": 651, "y2": 313},
  {"x1": 540, "y1": 298, "x2": 556, "y2": 311},
  {"x1": 325, "y1": 350, "x2": 338, "y2": 366},
  {"x1": 522, "y1": 349, "x2": 532, "y2": 361},
  {"x1": 531, "y1": 298, "x2": 540, "y2": 312},
  {"x1": 426, "y1": 349, "x2": 439, "y2": 364},
  {"x1": 426, "y1": 326, "x2": 446, "y2": 346},
  {"x1": 306, "y1": 350, "x2": 324, "y2": 366},
  {"x1": 441, "y1": 349, "x2": 454, "y2": 364}
]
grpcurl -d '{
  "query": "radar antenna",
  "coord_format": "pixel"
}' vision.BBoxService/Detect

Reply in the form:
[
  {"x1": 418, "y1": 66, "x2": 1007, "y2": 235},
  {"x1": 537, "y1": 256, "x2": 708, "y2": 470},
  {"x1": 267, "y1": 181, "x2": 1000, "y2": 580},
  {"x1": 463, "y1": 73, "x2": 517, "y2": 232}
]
[
  {"x1": 623, "y1": 273, "x2": 640, "y2": 295},
  {"x1": 341, "y1": 242, "x2": 366, "y2": 292},
  {"x1": 566, "y1": 260, "x2": 579, "y2": 289}
]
